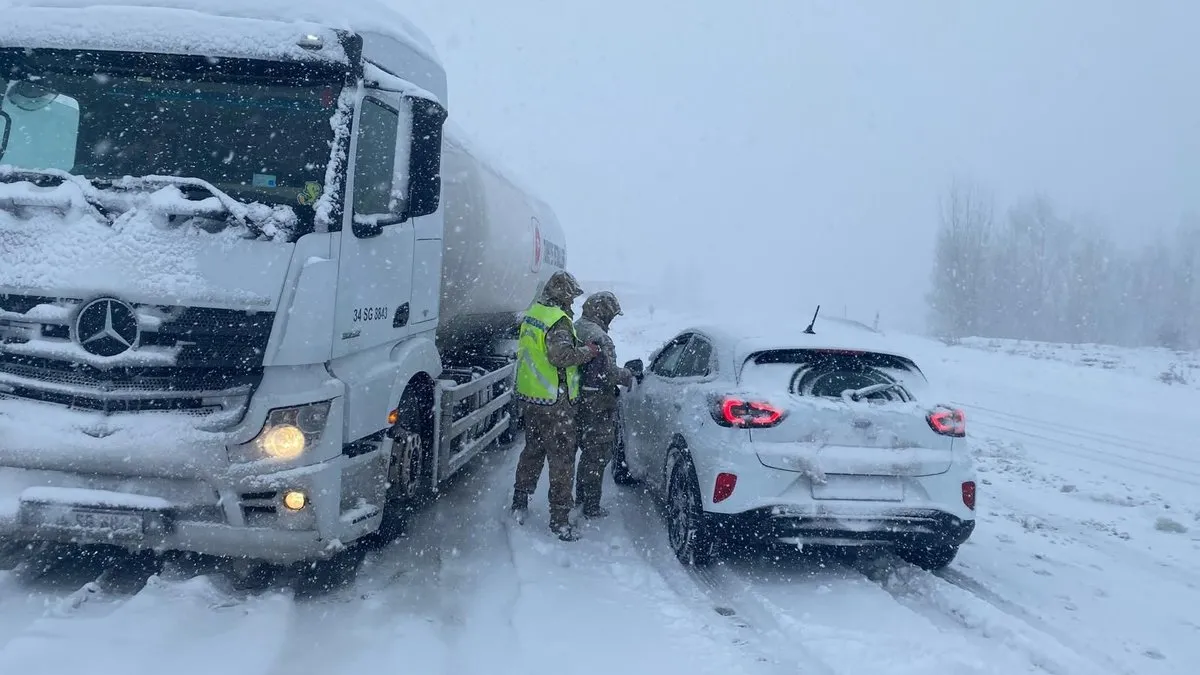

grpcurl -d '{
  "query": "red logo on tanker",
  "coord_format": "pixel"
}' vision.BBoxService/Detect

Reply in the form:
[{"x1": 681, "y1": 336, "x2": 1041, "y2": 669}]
[{"x1": 532, "y1": 217, "x2": 542, "y2": 273}]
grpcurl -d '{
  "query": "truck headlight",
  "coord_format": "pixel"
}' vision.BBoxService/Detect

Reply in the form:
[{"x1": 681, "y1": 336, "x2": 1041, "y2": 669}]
[{"x1": 229, "y1": 401, "x2": 332, "y2": 464}]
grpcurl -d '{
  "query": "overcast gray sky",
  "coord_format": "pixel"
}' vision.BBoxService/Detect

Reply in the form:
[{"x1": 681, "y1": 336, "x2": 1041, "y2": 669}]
[{"x1": 399, "y1": 0, "x2": 1197, "y2": 332}]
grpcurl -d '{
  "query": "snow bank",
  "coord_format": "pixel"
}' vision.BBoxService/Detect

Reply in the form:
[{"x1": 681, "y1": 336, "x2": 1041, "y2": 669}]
[
  {"x1": 953, "y1": 336, "x2": 1200, "y2": 390},
  {"x1": 0, "y1": 0, "x2": 439, "y2": 65}
]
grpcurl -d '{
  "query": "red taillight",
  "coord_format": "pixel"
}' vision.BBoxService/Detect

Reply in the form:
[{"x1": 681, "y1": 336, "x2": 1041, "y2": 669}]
[
  {"x1": 713, "y1": 472, "x2": 738, "y2": 503},
  {"x1": 927, "y1": 408, "x2": 966, "y2": 437},
  {"x1": 711, "y1": 397, "x2": 785, "y2": 428},
  {"x1": 962, "y1": 481, "x2": 976, "y2": 510}
]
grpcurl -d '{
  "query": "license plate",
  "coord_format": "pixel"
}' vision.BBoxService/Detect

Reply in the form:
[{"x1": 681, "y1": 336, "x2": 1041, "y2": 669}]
[
  {"x1": 811, "y1": 475, "x2": 904, "y2": 501},
  {"x1": 26, "y1": 504, "x2": 145, "y2": 536}
]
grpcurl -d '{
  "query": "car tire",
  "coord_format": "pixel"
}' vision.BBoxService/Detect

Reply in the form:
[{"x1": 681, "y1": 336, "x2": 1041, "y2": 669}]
[
  {"x1": 897, "y1": 542, "x2": 959, "y2": 571},
  {"x1": 665, "y1": 451, "x2": 716, "y2": 567}
]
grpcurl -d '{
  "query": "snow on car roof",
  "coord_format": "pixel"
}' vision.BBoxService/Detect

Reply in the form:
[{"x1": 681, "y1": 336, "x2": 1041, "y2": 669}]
[
  {"x1": 0, "y1": 0, "x2": 439, "y2": 67},
  {"x1": 684, "y1": 315, "x2": 917, "y2": 365}
]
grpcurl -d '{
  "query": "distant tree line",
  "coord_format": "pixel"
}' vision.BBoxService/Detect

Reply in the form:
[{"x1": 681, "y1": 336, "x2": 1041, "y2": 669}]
[{"x1": 926, "y1": 181, "x2": 1200, "y2": 350}]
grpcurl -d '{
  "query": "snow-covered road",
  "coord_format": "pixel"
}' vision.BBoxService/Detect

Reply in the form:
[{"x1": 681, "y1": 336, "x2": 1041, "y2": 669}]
[{"x1": 1, "y1": 303, "x2": 1197, "y2": 675}]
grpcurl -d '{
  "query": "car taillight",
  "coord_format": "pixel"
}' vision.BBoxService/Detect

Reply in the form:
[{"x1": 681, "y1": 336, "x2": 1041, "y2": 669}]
[
  {"x1": 962, "y1": 481, "x2": 976, "y2": 510},
  {"x1": 713, "y1": 472, "x2": 738, "y2": 503},
  {"x1": 710, "y1": 397, "x2": 785, "y2": 428},
  {"x1": 927, "y1": 407, "x2": 966, "y2": 437}
]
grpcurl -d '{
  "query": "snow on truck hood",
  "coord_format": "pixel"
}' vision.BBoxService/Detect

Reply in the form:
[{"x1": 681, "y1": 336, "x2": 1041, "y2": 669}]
[
  {"x1": 0, "y1": 0, "x2": 440, "y2": 66},
  {"x1": 0, "y1": 176, "x2": 293, "y2": 309}
]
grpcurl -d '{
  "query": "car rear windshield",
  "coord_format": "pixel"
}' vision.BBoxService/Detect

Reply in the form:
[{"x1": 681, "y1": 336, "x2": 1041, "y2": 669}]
[{"x1": 739, "y1": 349, "x2": 927, "y2": 403}]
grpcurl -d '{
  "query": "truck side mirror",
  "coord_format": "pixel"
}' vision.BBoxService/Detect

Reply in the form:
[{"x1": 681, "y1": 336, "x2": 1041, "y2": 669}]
[
  {"x1": 404, "y1": 97, "x2": 447, "y2": 220},
  {"x1": 352, "y1": 94, "x2": 448, "y2": 239}
]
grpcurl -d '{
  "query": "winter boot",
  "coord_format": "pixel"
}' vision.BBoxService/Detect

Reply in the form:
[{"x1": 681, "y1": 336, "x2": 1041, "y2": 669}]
[
  {"x1": 510, "y1": 491, "x2": 529, "y2": 525},
  {"x1": 550, "y1": 522, "x2": 579, "y2": 542}
]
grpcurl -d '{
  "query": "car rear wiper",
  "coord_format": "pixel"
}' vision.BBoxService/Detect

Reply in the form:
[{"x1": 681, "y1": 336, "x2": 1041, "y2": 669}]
[
  {"x1": 842, "y1": 382, "x2": 901, "y2": 402},
  {"x1": 0, "y1": 167, "x2": 113, "y2": 222}
]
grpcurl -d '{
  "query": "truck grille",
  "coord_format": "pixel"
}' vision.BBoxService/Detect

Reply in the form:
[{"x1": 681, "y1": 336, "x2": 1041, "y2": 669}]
[{"x1": 0, "y1": 294, "x2": 273, "y2": 421}]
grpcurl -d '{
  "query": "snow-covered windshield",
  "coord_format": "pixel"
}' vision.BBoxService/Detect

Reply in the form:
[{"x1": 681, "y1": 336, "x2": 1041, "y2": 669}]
[{"x1": 0, "y1": 49, "x2": 344, "y2": 230}]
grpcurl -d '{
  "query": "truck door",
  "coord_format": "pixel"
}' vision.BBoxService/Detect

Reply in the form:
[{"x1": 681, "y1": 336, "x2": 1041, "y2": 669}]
[{"x1": 333, "y1": 89, "x2": 416, "y2": 359}]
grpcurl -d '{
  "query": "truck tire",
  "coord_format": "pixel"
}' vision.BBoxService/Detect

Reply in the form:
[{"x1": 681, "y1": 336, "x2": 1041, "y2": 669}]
[{"x1": 372, "y1": 384, "x2": 435, "y2": 546}]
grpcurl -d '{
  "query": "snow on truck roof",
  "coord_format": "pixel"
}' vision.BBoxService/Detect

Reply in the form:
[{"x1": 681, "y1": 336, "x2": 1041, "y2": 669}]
[{"x1": 0, "y1": 0, "x2": 440, "y2": 70}]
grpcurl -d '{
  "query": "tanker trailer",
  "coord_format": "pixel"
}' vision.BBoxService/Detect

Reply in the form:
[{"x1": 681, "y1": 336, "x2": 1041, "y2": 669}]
[{"x1": 432, "y1": 126, "x2": 568, "y2": 443}]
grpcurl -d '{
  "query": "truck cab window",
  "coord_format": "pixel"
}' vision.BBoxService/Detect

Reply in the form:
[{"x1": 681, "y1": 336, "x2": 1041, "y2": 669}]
[
  {"x1": 353, "y1": 97, "x2": 399, "y2": 215},
  {"x1": 0, "y1": 81, "x2": 80, "y2": 170}
]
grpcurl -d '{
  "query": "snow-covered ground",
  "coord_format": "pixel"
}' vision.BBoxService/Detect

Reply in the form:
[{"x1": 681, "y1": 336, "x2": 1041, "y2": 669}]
[{"x1": 2, "y1": 296, "x2": 1198, "y2": 675}]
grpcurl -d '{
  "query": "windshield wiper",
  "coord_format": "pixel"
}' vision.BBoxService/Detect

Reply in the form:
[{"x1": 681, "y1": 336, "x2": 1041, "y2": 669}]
[
  {"x1": 0, "y1": 167, "x2": 113, "y2": 222},
  {"x1": 91, "y1": 175, "x2": 270, "y2": 238},
  {"x1": 842, "y1": 382, "x2": 901, "y2": 402}
]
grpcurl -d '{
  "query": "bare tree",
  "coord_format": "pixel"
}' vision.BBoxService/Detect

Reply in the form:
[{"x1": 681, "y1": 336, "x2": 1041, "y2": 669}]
[
  {"x1": 927, "y1": 179, "x2": 995, "y2": 340},
  {"x1": 925, "y1": 185, "x2": 1199, "y2": 350}
]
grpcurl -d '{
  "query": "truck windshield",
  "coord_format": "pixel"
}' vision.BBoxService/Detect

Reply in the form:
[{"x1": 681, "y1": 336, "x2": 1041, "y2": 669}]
[{"x1": 0, "y1": 53, "x2": 343, "y2": 229}]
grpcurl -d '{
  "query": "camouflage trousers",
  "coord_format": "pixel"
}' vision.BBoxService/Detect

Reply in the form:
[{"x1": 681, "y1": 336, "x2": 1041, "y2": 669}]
[
  {"x1": 513, "y1": 399, "x2": 578, "y2": 530},
  {"x1": 575, "y1": 400, "x2": 617, "y2": 512}
]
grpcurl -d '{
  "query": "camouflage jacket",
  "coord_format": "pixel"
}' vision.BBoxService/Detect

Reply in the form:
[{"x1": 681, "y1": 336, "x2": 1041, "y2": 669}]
[{"x1": 575, "y1": 317, "x2": 633, "y2": 409}]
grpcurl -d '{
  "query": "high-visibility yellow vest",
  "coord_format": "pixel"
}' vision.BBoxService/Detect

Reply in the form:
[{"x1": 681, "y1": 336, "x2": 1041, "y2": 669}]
[{"x1": 515, "y1": 302, "x2": 581, "y2": 405}]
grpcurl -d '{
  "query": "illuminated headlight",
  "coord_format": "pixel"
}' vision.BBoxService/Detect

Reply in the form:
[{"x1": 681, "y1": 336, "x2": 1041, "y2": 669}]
[{"x1": 229, "y1": 401, "x2": 331, "y2": 464}]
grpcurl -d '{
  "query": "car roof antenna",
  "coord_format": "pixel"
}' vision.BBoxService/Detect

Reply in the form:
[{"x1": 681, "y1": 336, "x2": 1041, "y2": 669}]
[{"x1": 803, "y1": 304, "x2": 820, "y2": 334}]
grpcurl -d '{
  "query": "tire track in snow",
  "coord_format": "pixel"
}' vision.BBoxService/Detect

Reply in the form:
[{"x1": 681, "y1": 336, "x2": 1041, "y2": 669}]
[
  {"x1": 268, "y1": 444, "x2": 521, "y2": 675},
  {"x1": 618, "y1": 483, "x2": 1030, "y2": 674},
  {"x1": 970, "y1": 419, "x2": 1200, "y2": 487},
  {"x1": 855, "y1": 554, "x2": 1131, "y2": 675},
  {"x1": 616, "y1": 484, "x2": 836, "y2": 675},
  {"x1": 957, "y1": 402, "x2": 1199, "y2": 467},
  {"x1": 935, "y1": 568, "x2": 1140, "y2": 675}
]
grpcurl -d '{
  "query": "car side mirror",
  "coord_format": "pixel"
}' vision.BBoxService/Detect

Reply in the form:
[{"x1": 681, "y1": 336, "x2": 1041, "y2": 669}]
[{"x1": 624, "y1": 358, "x2": 644, "y2": 383}]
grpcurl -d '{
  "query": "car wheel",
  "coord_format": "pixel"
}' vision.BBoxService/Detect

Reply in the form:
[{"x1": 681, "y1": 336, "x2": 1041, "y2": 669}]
[
  {"x1": 897, "y1": 542, "x2": 959, "y2": 571},
  {"x1": 665, "y1": 452, "x2": 715, "y2": 566}
]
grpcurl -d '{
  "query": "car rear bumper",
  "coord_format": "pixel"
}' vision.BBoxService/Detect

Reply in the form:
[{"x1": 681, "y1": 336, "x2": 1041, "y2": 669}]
[{"x1": 705, "y1": 506, "x2": 975, "y2": 549}]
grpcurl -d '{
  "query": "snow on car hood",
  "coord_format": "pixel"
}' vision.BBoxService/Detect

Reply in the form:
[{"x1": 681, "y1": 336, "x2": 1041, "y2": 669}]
[{"x1": 0, "y1": 174, "x2": 294, "y2": 310}]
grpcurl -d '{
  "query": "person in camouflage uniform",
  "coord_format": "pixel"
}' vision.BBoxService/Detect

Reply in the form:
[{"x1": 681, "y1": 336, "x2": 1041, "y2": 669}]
[
  {"x1": 574, "y1": 291, "x2": 634, "y2": 519},
  {"x1": 511, "y1": 270, "x2": 599, "y2": 541}
]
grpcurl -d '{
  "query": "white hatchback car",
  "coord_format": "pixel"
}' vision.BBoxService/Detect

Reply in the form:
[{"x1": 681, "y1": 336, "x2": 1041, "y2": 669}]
[{"x1": 613, "y1": 318, "x2": 976, "y2": 570}]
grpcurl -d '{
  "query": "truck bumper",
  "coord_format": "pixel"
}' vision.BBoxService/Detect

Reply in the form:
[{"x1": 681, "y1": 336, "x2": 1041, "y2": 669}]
[{"x1": 0, "y1": 452, "x2": 386, "y2": 565}]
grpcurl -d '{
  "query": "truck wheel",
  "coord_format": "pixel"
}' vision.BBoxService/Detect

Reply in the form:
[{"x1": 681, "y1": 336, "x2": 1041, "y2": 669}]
[
  {"x1": 498, "y1": 401, "x2": 521, "y2": 445},
  {"x1": 374, "y1": 426, "x2": 423, "y2": 545}
]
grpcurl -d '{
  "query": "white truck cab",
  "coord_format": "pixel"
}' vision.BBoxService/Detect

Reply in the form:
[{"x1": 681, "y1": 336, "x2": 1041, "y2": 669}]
[{"x1": 0, "y1": 1, "x2": 565, "y2": 577}]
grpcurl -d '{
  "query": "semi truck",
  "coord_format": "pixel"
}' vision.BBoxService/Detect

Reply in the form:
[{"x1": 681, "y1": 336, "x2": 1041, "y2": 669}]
[{"x1": 0, "y1": 0, "x2": 566, "y2": 580}]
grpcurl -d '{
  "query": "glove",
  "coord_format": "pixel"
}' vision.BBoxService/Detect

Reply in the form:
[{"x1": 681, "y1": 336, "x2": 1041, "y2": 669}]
[{"x1": 585, "y1": 342, "x2": 601, "y2": 359}]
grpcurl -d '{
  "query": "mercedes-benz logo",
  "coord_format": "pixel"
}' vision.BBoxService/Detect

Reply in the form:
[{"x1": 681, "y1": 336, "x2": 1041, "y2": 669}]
[{"x1": 75, "y1": 297, "x2": 140, "y2": 357}]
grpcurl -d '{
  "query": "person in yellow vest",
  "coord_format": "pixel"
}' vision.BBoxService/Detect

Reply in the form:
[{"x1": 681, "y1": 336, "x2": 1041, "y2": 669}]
[{"x1": 511, "y1": 270, "x2": 599, "y2": 541}]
